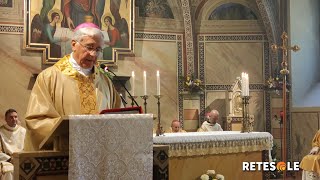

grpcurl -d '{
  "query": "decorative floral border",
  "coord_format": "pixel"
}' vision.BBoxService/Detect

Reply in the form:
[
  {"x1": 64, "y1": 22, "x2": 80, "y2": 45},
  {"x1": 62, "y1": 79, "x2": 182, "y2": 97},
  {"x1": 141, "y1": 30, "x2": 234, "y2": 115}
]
[{"x1": 0, "y1": 24, "x2": 23, "y2": 34}]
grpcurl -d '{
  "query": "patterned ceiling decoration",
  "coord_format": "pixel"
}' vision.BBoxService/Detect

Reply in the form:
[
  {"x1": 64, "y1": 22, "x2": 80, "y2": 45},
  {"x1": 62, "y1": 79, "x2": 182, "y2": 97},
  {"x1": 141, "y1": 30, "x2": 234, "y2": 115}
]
[
  {"x1": 209, "y1": 3, "x2": 258, "y2": 20},
  {"x1": 255, "y1": 0, "x2": 281, "y2": 69},
  {"x1": 135, "y1": 0, "x2": 174, "y2": 19},
  {"x1": 181, "y1": 0, "x2": 196, "y2": 76}
]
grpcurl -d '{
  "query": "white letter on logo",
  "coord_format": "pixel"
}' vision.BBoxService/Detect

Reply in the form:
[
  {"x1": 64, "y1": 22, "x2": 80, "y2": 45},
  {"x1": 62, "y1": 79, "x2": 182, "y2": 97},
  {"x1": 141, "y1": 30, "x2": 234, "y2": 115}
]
[
  {"x1": 256, "y1": 162, "x2": 263, "y2": 171},
  {"x1": 243, "y1": 162, "x2": 250, "y2": 171},
  {"x1": 294, "y1": 162, "x2": 300, "y2": 171},
  {"x1": 269, "y1": 162, "x2": 276, "y2": 171},
  {"x1": 263, "y1": 162, "x2": 269, "y2": 171},
  {"x1": 287, "y1": 162, "x2": 293, "y2": 171},
  {"x1": 250, "y1": 162, "x2": 256, "y2": 171}
]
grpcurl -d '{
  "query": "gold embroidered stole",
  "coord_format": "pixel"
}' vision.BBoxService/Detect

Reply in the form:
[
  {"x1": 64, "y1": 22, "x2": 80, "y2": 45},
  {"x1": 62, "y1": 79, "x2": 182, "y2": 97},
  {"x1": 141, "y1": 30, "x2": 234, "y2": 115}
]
[{"x1": 54, "y1": 55, "x2": 98, "y2": 114}]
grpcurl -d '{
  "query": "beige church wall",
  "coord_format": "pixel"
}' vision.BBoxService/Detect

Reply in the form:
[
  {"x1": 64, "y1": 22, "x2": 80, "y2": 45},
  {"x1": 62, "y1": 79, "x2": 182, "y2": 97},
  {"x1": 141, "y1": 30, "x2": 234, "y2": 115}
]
[
  {"x1": 183, "y1": 94, "x2": 201, "y2": 131},
  {"x1": 248, "y1": 91, "x2": 265, "y2": 132},
  {"x1": 0, "y1": 31, "x2": 180, "y2": 133},
  {"x1": 205, "y1": 42, "x2": 263, "y2": 84},
  {"x1": 0, "y1": 33, "x2": 42, "y2": 127},
  {"x1": 202, "y1": 38, "x2": 265, "y2": 132},
  {"x1": 205, "y1": 91, "x2": 227, "y2": 129},
  {"x1": 0, "y1": 31, "x2": 180, "y2": 132},
  {"x1": 116, "y1": 38, "x2": 179, "y2": 131},
  {"x1": 205, "y1": 91, "x2": 264, "y2": 132}
]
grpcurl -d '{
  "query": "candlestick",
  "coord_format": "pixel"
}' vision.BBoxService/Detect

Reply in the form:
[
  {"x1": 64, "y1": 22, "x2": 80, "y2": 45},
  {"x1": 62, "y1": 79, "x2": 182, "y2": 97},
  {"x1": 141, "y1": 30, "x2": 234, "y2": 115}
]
[
  {"x1": 157, "y1": 70, "x2": 160, "y2": 95},
  {"x1": 241, "y1": 96, "x2": 253, "y2": 133},
  {"x1": 140, "y1": 95, "x2": 149, "y2": 113},
  {"x1": 131, "y1": 71, "x2": 135, "y2": 96},
  {"x1": 143, "y1": 71, "x2": 147, "y2": 95},
  {"x1": 128, "y1": 95, "x2": 138, "y2": 107},
  {"x1": 154, "y1": 95, "x2": 164, "y2": 136}
]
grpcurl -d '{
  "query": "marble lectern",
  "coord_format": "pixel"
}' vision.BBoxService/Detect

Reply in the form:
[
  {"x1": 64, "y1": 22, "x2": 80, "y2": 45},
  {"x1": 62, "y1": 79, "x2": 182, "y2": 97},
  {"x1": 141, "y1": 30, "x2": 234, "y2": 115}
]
[{"x1": 13, "y1": 114, "x2": 154, "y2": 180}]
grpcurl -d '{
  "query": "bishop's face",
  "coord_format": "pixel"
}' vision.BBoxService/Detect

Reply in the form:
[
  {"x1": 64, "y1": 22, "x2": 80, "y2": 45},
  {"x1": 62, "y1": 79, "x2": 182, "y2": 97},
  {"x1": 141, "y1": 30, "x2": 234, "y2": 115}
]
[{"x1": 71, "y1": 35, "x2": 102, "y2": 69}]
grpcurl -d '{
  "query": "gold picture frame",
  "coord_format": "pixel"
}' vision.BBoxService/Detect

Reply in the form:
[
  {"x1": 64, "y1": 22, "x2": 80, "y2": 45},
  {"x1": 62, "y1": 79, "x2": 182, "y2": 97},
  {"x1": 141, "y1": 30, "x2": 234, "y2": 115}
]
[{"x1": 24, "y1": 0, "x2": 134, "y2": 65}]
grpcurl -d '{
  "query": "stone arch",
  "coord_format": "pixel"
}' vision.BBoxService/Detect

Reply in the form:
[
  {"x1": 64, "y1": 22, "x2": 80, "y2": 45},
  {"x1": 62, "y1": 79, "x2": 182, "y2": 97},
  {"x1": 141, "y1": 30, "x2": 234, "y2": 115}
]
[{"x1": 196, "y1": 0, "x2": 261, "y2": 21}]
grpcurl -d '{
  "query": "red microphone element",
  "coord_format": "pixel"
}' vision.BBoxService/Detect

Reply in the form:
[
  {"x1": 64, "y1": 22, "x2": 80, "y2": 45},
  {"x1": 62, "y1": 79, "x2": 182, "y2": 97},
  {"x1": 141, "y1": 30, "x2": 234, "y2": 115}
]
[{"x1": 280, "y1": 111, "x2": 284, "y2": 120}]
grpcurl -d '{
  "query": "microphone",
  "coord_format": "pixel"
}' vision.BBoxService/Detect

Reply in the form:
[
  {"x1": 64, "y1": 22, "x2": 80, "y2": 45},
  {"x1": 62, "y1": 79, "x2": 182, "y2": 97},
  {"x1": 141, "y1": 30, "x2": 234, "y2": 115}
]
[
  {"x1": 119, "y1": 93, "x2": 128, "y2": 107},
  {"x1": 100, "y1": 64, "x2": 140, "y2": 107}
]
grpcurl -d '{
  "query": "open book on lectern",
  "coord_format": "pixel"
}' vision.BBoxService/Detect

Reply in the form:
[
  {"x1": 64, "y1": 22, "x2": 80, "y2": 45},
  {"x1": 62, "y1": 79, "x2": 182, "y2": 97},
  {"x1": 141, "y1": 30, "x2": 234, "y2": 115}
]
[{"x1": 100, "y1": 106, "x2": 143, "y2": 114}]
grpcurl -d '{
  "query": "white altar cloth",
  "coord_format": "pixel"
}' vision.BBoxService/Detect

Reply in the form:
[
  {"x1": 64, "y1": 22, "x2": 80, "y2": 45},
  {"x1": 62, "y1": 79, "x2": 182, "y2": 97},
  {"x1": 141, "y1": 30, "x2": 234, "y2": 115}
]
[
  {"x1": 68, "y1": 114, "x2": 153, "y2": 180},
  {"x1": 153, "y1": 131, "x2": 273, "y2": 157}
]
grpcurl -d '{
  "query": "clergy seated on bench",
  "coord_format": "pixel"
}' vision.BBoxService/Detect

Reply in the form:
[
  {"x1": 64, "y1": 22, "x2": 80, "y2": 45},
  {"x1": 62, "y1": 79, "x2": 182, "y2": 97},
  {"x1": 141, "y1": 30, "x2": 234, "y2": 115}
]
[
  {"x1": 0, "y1": 109, "x2": 26, "y2": 180},
  {"x1": 300, "y1": 130, "x2": 320, "y2": 179},
  {"x1": 166, "y1": 120, "x2": 187, "y2": 133},
  {"x1": 197, "y1": 110, "x2": 223, "y2": 132}
]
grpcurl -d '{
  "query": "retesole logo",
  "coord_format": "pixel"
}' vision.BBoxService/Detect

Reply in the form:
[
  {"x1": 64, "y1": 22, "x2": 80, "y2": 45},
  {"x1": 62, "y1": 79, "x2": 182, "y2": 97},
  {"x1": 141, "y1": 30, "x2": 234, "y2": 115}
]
[{"x1": 242, "y1": 162, "x2": 300, "y2": 171}]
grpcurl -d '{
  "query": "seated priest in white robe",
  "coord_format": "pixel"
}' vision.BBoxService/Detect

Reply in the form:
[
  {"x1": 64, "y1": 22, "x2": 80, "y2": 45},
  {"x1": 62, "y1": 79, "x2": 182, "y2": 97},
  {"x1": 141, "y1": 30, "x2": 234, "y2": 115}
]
[
  {"x1": 0, "y1": 109, "x2": 26, "y2": 180},
  {"x1": 198, "y1": 110, "x2": 223, "y2": 132},
  {"x1": 25, "y1": 22, "x2": 122, "y2": 150},
  {"x1": 300, "y1": 130, "x2": 320, "y2": 179},
  {"x1": 167, "y1": 120, "x2": 187, "y2": 133}
]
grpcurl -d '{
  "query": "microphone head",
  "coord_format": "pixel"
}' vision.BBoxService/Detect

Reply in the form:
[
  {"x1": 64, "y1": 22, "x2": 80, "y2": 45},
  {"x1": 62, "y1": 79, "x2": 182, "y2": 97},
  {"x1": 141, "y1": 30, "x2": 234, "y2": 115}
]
[{"x1": 100, "y1": 64, "x2": 108, "y2": 72}]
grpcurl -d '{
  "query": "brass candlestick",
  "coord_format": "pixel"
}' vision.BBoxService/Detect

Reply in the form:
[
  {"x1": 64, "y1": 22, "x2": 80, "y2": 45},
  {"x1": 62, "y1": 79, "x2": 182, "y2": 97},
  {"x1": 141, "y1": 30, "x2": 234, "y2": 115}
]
[
  {"x1": 128, "y1": 96, "x2": 138, "y2": 107},
  {"x1": 241, "y1": 96, "x2": 253, "y2": 133},
  {"x1": 140, "y1": 95, "x2": 149, "y2": 113},
  {"x1": 154, "y1": 95, "x2": 164, "y2": 136}
]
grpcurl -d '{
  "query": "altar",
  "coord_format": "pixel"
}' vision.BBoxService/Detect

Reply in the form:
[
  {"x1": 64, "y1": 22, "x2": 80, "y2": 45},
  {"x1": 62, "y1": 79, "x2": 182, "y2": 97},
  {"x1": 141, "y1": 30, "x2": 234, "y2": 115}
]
[{"x1": 153, "y1": 131, "x2": 273, "y2": 179}]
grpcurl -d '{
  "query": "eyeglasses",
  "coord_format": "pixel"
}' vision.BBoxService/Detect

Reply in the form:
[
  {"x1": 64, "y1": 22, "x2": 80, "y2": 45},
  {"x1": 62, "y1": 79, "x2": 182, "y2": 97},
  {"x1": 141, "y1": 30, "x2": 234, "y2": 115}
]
[{"x1": 76, "y1": 40, "x2": 102, "y2": 54}]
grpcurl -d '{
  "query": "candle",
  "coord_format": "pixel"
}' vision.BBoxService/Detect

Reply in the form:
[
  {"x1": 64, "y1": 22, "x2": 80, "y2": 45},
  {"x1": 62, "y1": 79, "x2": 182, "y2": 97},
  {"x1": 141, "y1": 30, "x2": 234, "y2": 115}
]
[
  {"x1": 247, "y1": 73, "x2": 249, "y2": 96},
  {"x1": 143, "y1": 71, "x2": 147, "y2": 95},
  {"x1": 157, "y1": 70, "x2": 160, "y2": 95},
  {"x1": 131, "y1": 71, "x2": 135, "y2": 96},
  {"x1": 241, "y1": 72, "x2": 245, "y2": 96},
  {"x1": 241, "y1": 72, "x2": 249, "y2": 96}
]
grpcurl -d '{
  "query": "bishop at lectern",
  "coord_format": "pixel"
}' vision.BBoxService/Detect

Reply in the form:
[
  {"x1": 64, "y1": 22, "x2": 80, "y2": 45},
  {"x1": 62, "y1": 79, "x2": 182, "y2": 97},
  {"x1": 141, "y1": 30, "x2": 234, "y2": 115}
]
[{"x1": 24, "y1": 22, "x2": 122, "y2": 150}]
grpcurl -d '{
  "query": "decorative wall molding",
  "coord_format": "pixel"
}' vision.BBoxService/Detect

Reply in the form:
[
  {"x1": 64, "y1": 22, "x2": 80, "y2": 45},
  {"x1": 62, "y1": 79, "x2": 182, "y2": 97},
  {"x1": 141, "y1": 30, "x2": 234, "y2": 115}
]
[
  {"x1": 0, "y1": 24, "x2": 23, "y2": 34},
  {"x1": 196, "y1": 20, "x2": 264, "y2": 34},
  {"x1": 200, "y1": 34, "x2": 267, "y2": 42},
  {"x1": 205, "y1": 84, "x2": 265, "y2": 91},
  {"x1": 135, "y1": 18, "x2": 185, "y2": 32},
  {"x1": 135, "y1": 33, "x2": 178, "y2": 41}
]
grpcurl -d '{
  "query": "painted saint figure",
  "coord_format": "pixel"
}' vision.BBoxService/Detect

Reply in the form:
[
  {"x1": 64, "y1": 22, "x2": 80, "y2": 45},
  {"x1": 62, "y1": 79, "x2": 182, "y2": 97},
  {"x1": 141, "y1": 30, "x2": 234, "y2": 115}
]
[
  {"x1": 103, "y1": 16, "x2": 122, "y2": 60},
  {"x1": 42, "y1": 11, "x2": 69, "y2": 58},
  {"x1": 62, "y1": 0, "x2": 105, "y2": 29}
]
